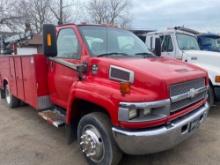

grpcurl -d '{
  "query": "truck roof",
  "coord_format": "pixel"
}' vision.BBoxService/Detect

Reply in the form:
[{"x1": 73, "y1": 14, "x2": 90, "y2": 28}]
[
  {"x1": 147, "y1": 28, "x2": 196, "y2": 37},
  {"x1": 57, "y1": 23, "x2": 119, "y2": 28},
  {"x1": 198, "y1": 33, "x2": 220, "y2": 38}
]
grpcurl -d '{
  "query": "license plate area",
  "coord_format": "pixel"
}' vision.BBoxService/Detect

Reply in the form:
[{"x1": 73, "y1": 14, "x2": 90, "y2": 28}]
[{"x1": 189, "y1": 118, "x2": 200, "y2": 131}]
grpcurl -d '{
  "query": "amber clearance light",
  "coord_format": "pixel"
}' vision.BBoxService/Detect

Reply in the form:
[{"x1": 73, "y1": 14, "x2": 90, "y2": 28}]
[
  {"x1": 216, "y1": 76, "x2": 220, "y2": 83},
  {"x1": 47, "y1": 33, "x2": 52, "y2": 46},
  {"x1": 120, "y1": 82, "x2": 131, "y2": 95}
]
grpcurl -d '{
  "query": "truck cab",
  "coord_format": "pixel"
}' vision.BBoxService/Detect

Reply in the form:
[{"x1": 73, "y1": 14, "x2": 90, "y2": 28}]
[
  {"x1": 145, "y1": 28, "x2": 220, "y2": 106},
  {"x1": 0, "y1": 24, "x2": 209, "y2": 165},
  {"x1": 197, "y1": 33, "x2": 220, "y2": 52}
]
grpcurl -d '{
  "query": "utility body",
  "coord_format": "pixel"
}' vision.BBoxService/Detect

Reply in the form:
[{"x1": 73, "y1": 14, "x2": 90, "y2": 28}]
[{"x1": 0, "y1": 24, "x2": 209, "y2": 165}]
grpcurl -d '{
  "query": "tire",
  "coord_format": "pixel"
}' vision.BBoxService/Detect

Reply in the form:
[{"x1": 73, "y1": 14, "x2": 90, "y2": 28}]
[
  {"x1": 77, "y1": 112, "x2": 122, "y2": 165},
  {"x1": 5, "y1": 84, "x2": 20, "y2": 108},
  {"x1": 0, "y1": 89, "x2": 5, "y2": 99},
  {"x1": 208, "y1": 85, "x2": 215, "y2": 107}
]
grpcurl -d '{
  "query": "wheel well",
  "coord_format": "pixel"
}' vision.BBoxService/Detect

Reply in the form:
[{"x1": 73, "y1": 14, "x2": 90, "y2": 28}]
[
  {"x1": 3, "y1": 80, "x2": 8, "y2": 88},
  {"x1": 70, "y1": 98, "x2": 111, "y2": 131},
  {"x1": 0, "y1": 80, "x2": 8, "y2": 99},
  {"x1": 209, "y1": 79, "x2": 216, "y2": 99},
  {"x1": 66, "y1": 98, "x2": 112, "y2": 141}
]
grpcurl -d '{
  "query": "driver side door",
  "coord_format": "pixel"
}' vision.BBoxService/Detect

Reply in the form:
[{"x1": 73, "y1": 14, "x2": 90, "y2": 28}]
[{"x1": 48, "y1": 27, "x2": 81, "y2": 108}]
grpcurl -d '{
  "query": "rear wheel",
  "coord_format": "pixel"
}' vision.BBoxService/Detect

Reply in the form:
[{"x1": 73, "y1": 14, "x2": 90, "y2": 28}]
[
  {"x1": 5, "y1": 84, "x2": 19, "y2": 108},
  {"x1": 0, "y1": 89, "x2": 5, "y2": 99},
  {"x1": 77, "y1": 112, "x2": 122, "y2": 165}
]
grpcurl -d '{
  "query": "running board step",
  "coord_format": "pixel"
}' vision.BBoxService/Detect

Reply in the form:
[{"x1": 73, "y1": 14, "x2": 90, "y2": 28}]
[{"x1": 38, "y1": 109, "x2": 65, "y2": 128}]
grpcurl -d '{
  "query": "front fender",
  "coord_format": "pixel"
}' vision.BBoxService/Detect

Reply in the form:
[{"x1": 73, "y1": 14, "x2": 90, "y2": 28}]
[
  {"x1": 195, "y1": 63, "x2": 220, "y2": 86},
  {"x1": 66, "y1": 82, "x2": 120, "y2": 126}
]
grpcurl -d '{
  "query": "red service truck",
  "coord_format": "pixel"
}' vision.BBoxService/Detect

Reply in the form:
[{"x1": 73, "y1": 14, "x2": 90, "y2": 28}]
[{"x1": 0, "y1": 24, "x2": 209, "y2": 165}]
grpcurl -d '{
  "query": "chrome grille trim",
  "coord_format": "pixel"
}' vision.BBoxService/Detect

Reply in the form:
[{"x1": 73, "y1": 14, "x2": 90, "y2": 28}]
[
  {"x1": 171, "y1": 86, "x2": 207, "y2": 103},
  {"x1": 120, "y1": 99, "x2": 170, "y2": 109},
  {"x1": 170, "y1": 78, "x2": 207, "y2": 113}
]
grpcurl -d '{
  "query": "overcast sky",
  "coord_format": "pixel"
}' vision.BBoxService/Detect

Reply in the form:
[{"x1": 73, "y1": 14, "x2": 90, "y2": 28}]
[{"x1": 130, "y1": 0, "x2": 220, "y2": 32}]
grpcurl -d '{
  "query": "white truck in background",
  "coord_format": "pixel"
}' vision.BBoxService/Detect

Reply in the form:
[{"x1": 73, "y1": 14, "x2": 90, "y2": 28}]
[{"x1": 144, "y1": 27, "x2": 220, "y2": 105}]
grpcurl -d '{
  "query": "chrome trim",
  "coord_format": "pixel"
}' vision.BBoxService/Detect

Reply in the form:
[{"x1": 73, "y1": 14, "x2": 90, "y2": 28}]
[
  {"x1": 118, "y1": 99, "x2": 170, "y2": 122},
  {"x1": 171, "y1": 86, "x2": 207, "y2": 103},
  {"x1": 120, "y1": 99, "x2": 170, "y2": 109},
  {"x1": 109, "y1": 65, "x2": 134, "y2": 83},
  {"x1": 113, "y1": 102, "x2": 209, "y2": 155},
  {"x1": 49, "y1": 57, "x2": 78, "y2": 70}
]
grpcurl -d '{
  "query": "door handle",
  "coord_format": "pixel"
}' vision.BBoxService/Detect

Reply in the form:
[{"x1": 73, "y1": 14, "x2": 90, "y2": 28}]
[{"x1": 191, "y1": 57, "x2": 198, "y2": 60}]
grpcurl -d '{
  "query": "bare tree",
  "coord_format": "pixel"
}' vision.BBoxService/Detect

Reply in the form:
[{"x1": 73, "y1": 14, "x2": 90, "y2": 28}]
[
  {"x1": 0, "y1": 0, "x2": 24, "y2": 32},
  {"x1": 50, "y1": 0, "x2": 81, "y2": 24},
  {"x1": 15, "y1": 0, "x2": 53, "y2": 33},
  {"x1": 86, "y1": 0, "x2": 130, "y2": 27}
]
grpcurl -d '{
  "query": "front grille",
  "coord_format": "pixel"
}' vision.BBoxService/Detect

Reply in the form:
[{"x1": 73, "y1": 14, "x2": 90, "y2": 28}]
[{"x1": 170, "y1": 78, "x2": 206, "y2": 112}]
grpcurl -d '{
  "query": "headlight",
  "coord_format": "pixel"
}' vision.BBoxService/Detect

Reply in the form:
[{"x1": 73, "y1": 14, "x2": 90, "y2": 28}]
[
  {"x1": 118, "y1": 99, "x2": 170, "y2": 122},
  {"x1": 128, "y1": 108, "x2": 138, "y2": 120},
  {"x1": 143, "y1": 108, "x2": 151, "y2": 116}
]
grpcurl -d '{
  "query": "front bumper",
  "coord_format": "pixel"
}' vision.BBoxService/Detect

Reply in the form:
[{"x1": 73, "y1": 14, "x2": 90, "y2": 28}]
[{"x1": 112, "y1": 102, "x2": 209, "y2": 155}]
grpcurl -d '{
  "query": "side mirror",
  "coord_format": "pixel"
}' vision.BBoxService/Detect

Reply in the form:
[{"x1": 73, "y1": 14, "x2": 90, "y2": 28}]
[
  {"x1": 77, "y1": 63, "x2": 88, "y2": 80},
  {"x1": 154, "y1": 38, "x2": 161, "y2": 56},
  {"x1": 43, "y1": 24, "x2": 57, "y2": 57}
]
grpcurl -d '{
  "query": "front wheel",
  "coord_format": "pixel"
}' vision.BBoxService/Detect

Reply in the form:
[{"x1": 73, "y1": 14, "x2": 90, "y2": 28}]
[
  {"x1": 5, "y1": 84, "x2": 19, "y2": 108},
  {"x1": 77, "y1": 112, "x2": 122, "y2": 165}
]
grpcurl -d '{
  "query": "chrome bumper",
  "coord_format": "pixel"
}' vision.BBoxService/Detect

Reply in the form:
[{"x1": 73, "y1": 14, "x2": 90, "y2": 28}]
[{"x1": 112, "y1": 103, "x2": 209, "y2": 155}]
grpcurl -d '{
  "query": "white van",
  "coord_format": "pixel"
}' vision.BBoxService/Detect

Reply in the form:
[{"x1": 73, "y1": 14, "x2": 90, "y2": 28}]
[{"x1": 145, "y1": 27, "x2": 220, "y2": 105}]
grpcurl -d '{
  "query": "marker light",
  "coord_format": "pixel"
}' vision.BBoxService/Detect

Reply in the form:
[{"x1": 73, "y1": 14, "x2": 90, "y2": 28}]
[
  {"x1": 216, "y1": 76, "x2": 220, "y2": 83},
  {"x1": 120, "y1": 82, "x2": 131, "y2": 95},
  {"x1": 47, "y1": 33, "x2": 52, "y2": 46}
]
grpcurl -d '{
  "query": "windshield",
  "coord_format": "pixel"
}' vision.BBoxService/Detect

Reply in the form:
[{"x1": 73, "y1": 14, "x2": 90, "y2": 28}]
[
  {"x1": 79, "y1": 26, "x2": 153, "y2": 57},
  {"x1": 176, "y1": 33, "x2": 200, "y2": 50},
  {"x1": 198, "y1": 36, "x2": 220, "y2": 51}
]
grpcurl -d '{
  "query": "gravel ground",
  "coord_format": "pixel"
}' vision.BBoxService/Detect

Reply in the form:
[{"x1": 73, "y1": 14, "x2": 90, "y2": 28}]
[{"x1": 0, "y1": 99, "x2": 220, "y2": 165}]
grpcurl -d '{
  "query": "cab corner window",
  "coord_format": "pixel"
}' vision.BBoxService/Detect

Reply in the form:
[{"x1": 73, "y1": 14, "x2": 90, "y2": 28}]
[{"x1": 57, "y1": 28, "x2": 80, "y2": 59}]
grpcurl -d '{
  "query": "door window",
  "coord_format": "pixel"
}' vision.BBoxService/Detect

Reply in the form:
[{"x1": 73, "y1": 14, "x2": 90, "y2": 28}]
[
  {"x1": 57, "y1": 28, "x2": 80, "y2": 58},
  {"x1": 161, "y1": 35, "x2": 173, "y2": 52}
]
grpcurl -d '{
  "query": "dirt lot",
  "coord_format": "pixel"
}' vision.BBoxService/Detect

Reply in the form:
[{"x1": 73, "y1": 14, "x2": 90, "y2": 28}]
[{"x1": 0, "y1": 100, "x2": 220, "y2": 165}]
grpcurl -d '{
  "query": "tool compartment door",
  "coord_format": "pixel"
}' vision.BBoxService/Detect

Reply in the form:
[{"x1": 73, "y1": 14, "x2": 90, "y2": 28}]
[
  {"x1": 14, "y1": 56, "x2": 25, "y2": 100},
  {"x1": 22, "y1": 55, "x2": 37, "y2": 107},
  {"x1": 9, "y1": 57, "x2": 17, "y2": 96},
  {"x1": 22, "y1": 54, "x2": 50, "y2": 110}
]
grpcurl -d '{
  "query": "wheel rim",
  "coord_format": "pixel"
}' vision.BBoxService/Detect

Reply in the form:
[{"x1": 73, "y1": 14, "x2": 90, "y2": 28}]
[
  {"x1": 5, "y1": 85, "x2": 11, "y2": 105},
  {"x1": 80, "y1": 124, "x2": 105, "y2": 163}
]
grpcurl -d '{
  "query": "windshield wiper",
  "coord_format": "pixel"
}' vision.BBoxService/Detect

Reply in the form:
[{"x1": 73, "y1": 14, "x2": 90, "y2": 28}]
[
  {"x1": 135, "y1": 52, "x2": 154, "y2": 58},
  {"x1": 97, "y1": 52, "x2": 130, "y2": 57}
]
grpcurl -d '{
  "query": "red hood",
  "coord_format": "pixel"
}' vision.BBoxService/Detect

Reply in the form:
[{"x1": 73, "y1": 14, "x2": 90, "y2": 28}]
[{"x1": 89, "y1": 56, "x2": 207, "y2": 100}]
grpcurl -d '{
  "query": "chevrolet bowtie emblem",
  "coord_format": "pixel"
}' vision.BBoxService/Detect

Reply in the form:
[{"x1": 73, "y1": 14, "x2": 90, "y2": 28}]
[{"x1": 188, "y1": 88, "x2": 198, "y2": 98}]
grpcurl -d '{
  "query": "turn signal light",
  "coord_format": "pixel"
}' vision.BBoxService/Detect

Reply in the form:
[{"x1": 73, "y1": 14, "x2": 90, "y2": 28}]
[
  {"x1": 120, "y1": 82, "x2": 131, "y2": 95},
  {"x1": 216, "y1": 76, "x2": 220, "y2": 83},
  {"x1": 47, "y1": 33, "x2": 52, "y2": 46}
]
